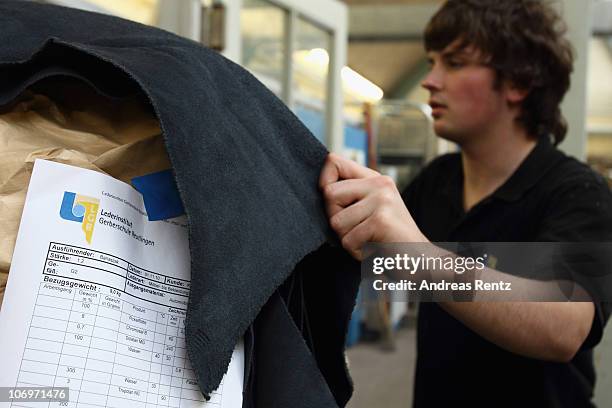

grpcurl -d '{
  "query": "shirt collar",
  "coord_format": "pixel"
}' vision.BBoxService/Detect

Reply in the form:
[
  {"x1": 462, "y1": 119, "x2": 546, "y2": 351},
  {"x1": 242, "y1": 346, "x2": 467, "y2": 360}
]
[
  {"x1": 491, "y1": 136, "x2": 565, "y2": 202},
  {"x1": 438, "y1": 136, "x2": 565, "y2": 207}
]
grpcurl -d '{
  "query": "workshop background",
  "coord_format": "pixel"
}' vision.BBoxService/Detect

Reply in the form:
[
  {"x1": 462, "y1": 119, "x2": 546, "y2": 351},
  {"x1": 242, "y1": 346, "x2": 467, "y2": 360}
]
[{"x1": 34, "y1": 0, "x2": 612, "y2": 406}]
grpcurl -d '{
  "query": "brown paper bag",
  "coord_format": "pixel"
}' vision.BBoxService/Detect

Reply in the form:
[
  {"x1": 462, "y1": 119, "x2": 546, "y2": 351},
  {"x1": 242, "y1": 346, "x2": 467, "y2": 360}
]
[{"x1": 0, "y1": 79, "x2": 171, "y2": 307}]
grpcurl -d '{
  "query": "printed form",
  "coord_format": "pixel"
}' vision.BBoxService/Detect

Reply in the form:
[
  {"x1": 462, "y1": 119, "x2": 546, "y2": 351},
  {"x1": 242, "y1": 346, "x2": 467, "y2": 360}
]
[{"x1": 0, "y1": 160, "x2": 244, "y2": 408}]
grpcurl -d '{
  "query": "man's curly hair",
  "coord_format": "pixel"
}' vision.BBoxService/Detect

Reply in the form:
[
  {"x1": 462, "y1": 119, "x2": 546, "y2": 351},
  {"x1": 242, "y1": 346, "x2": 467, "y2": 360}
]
[{"x1": 424, "y1": 0, "x2": 574, "y2": 145}]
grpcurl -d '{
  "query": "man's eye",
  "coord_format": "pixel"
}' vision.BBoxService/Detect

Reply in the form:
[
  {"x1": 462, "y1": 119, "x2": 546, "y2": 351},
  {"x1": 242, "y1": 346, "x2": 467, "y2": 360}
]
[{"x1": 447, "y1": 60, "x2": 464, "y2": 68}]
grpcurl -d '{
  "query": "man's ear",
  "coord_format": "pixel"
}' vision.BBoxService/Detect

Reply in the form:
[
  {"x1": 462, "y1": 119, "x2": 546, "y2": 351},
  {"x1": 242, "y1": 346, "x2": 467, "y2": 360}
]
[{"x1": 504, "y1": 81, "x2": 530, "y2": 104}]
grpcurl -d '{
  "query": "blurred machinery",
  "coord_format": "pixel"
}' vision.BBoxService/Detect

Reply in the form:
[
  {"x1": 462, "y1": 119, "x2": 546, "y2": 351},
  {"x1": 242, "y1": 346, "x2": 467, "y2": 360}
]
[{"x1": 371, "y1": 100, "x2": 437, "y2": 191}]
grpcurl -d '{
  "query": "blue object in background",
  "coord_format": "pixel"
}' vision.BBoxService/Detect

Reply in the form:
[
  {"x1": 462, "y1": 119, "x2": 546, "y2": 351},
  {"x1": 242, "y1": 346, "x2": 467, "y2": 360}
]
[
  {"x1": 344, "y1": 123, "x2": 368, "y2": 161},
  {"x1": 132, "y1": 169, "x2": 185, "y2": 221},
  {"x1": 296, "y1": 105, "x2": 326, "y2": 143},
  {"x1": 296, "y1": 105, "x2": 368, "y2": 163}
]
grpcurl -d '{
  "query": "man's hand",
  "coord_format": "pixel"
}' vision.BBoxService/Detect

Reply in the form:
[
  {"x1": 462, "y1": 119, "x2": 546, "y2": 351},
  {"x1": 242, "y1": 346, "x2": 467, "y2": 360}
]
[{"x1": 319, "y1": 153, "x2": 428, "y2": 260}]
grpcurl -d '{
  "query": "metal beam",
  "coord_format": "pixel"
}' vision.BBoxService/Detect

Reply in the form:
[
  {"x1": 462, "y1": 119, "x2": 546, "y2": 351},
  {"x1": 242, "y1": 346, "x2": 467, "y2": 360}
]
[
  {"x1": 593, "y1": 0, "x2": 612, "y2": 35},
  {"x1": 348, "y1": 4, "x2": 438, "y2": 42},
  {"x1": 349, "y1": 34, "x2": 424, "y2": 42},
  {"x1": 157, "y1": 0, "x2": 201, "y2": 41},
  {"x1": 558, "y1": 0, "x2": 592, "y2": 160},
  {"x1": 388, "y1": 58, "x2": 429, "y2": 99}
]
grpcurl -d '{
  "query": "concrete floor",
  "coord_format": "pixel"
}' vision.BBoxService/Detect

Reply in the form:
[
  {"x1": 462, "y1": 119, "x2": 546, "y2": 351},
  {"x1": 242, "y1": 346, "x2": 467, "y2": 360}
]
[{"x1": 346, "y1": 328, "x2": 416, "y2": 408}]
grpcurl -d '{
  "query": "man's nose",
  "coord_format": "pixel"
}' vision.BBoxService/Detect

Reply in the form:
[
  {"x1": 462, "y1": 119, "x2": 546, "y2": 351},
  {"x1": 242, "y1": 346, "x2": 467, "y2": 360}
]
[{"x1": 421, "y1": 67, "x2": 442, "y2": 92}]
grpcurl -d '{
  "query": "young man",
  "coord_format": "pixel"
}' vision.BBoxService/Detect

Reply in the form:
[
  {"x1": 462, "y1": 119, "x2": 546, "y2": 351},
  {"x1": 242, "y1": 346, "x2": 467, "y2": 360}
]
[{"x1": 320, "y1": 0, "x2": 612, "y2": 406}]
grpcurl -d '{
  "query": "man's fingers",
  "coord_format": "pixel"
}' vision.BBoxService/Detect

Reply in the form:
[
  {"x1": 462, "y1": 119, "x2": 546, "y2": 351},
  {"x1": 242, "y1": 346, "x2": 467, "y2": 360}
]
[
  {"x1": 330, "y1": 198, "x2": 373, "y2": 237},
  {"x1": 340, "y1": 217, "x2": 374, "y2": 262},
  {"x1": 319, "y1": 153, "x2": 378, "y2": 188},
  {"x1": 323, "y1": 178, "x2": 374, "y2": 209},
  {"x1": 323, "y1": 175, "x2": 398, "y2": 217},
  {"x1": 323, "y1": 178, "x2": 369, "y2": 218}
]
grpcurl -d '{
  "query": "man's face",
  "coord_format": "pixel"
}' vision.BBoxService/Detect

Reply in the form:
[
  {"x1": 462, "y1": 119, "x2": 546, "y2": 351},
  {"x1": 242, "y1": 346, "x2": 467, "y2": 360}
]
[{"x1": 421, "y1": 42, "x2": 512, "y2": 144}]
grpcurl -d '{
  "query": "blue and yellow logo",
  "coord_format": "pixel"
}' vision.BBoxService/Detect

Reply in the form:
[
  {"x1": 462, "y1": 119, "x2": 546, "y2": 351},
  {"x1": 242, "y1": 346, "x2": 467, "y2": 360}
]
[{"x1": 59, "y1": 192, "x2": 100, "y2": 243}]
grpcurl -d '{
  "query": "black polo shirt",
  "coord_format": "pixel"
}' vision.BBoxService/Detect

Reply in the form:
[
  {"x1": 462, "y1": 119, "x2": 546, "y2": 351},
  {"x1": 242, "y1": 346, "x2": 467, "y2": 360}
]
[{"x1": 402, "y1": 137, "x2": 612, "y2": 408}]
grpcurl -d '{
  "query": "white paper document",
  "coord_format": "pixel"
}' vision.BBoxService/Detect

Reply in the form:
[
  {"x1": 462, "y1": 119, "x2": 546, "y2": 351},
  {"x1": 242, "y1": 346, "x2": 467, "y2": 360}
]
[{"x1": 0, "y1": 160, "x2": 243, "y2": 408}]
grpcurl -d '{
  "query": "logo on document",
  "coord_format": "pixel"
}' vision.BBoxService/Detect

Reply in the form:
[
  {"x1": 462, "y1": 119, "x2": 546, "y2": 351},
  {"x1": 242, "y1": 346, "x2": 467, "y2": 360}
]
[{"x1": 59, "y1": 192, "x2": 100, "y2": 244}]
